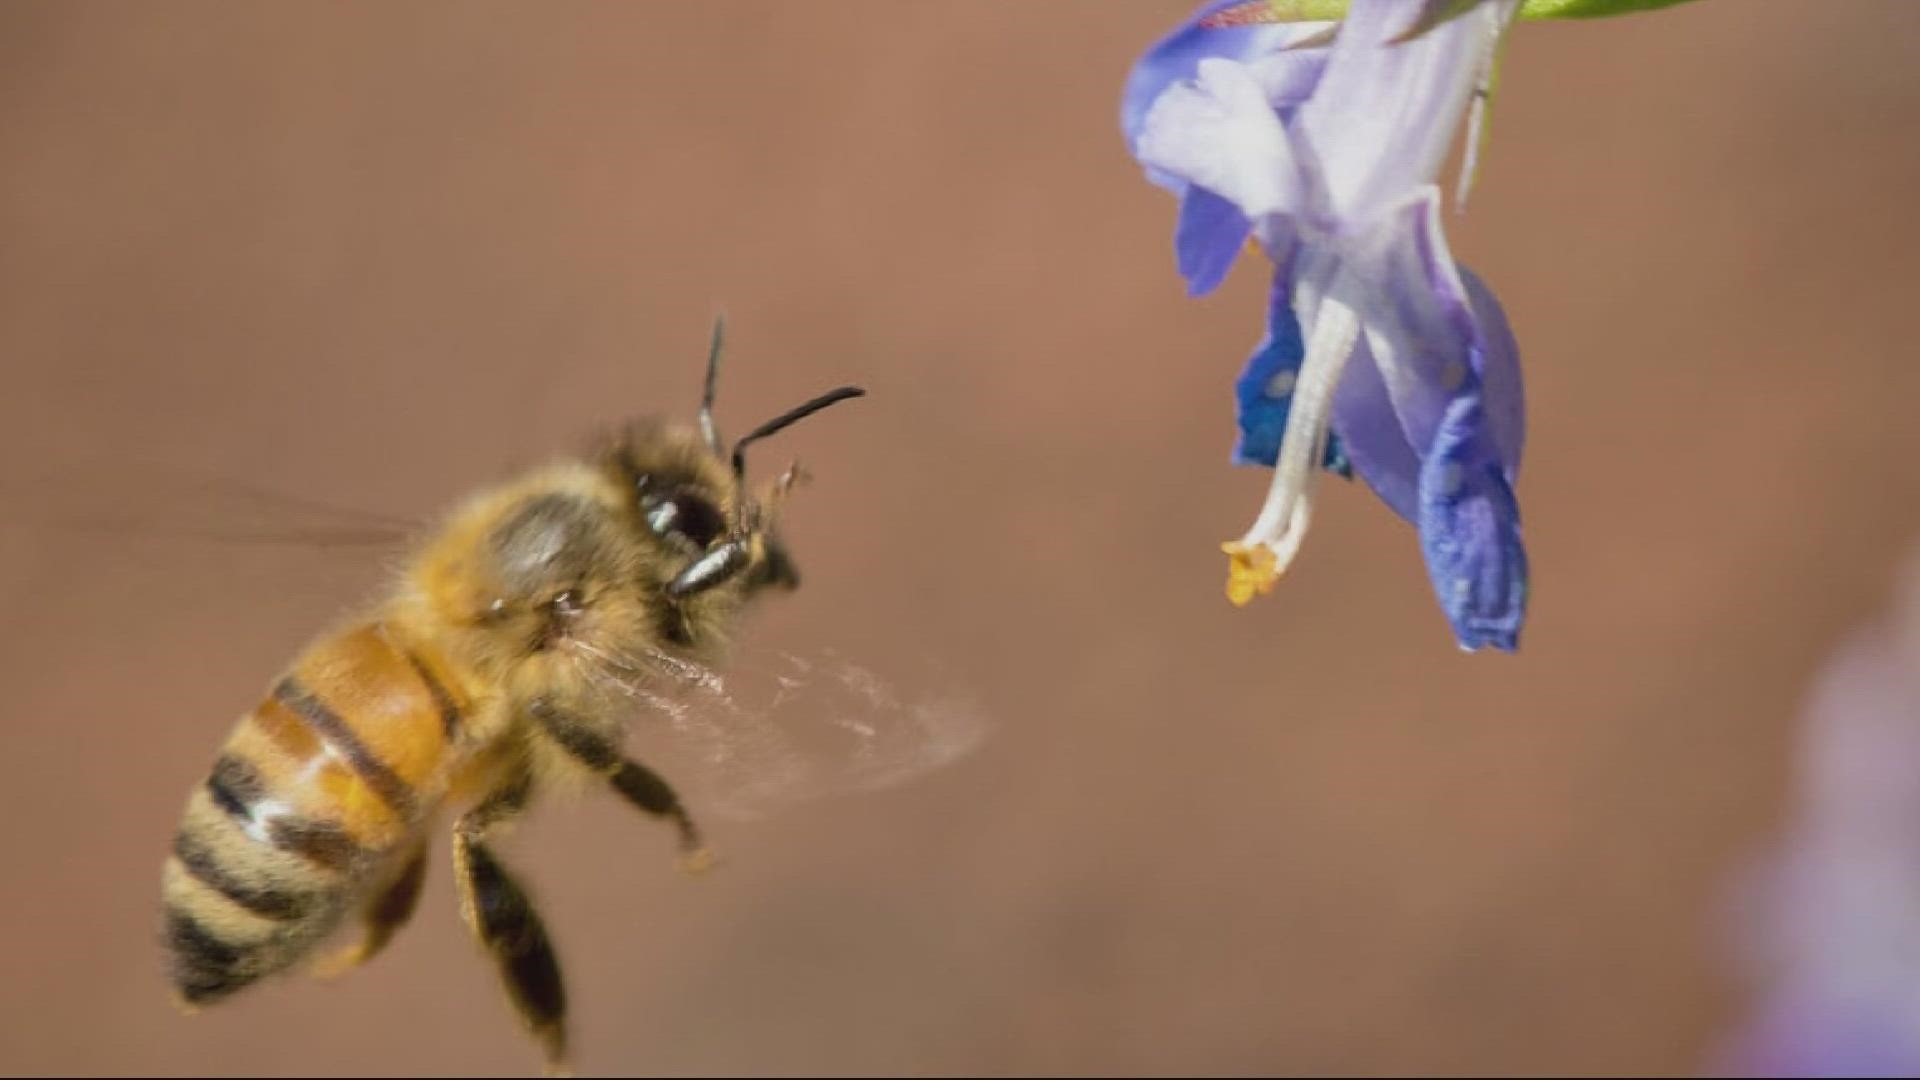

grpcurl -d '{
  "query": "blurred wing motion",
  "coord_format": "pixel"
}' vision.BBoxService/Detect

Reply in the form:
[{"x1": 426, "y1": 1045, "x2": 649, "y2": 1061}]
[
  {"x1": 0, "y1": 458, "x2": 426, "y2": 612},
  {"x1": 5, "y1": 457, "x2": 423, "y2": 550},
  {"x1": 575, "y1": 634, "x2": 991, "y2": 821}
]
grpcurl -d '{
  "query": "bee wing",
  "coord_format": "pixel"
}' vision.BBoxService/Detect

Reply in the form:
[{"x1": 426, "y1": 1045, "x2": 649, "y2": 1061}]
[
  {"x1": 0, "y1": 457, "x2": 423, "y2": 612},
  {"x1": 579, "y1": 637, "x2": 990, "y2": 822},
  {"x1": 4, "y1": 457, "x2": 424, "y2": 550}
]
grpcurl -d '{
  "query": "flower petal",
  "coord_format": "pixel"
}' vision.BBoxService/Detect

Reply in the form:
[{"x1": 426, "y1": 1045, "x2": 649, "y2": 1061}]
[
  {"x1": 1330, "y1": 328, "x2": 1421, "y2": 521},
  {"x1": 1323, "y1": 431, "x2": 1353, "y2": 478},
  {"x1": 1293, "y1": 0, "x2": 1508, "y2": 224},
  {"x1": 1416, "y1": 389, "x2": 1528, "y2": 651},
  {"x1": 1121, "y1": 1, "x2": 1331, "y2": 166},
  {"x1": 1328, "y1": 193, "x2": 1524, "y2": 531},
  {"x1": 1232, "y1": 275, "x2": 1305, "y2": 467},
  {"x1": 1345, "y1": 188, "x2": 1478, "y2": 461},
  {"x1": 1134, "y1": 58, "x2": 1303, "y2": 226},
  {"x1": 1243, "y1": 33, "x2": 1333, "y2": 109},
  {"x1": 1176, "y1": 186, "x2": 1252, "y2": 297},
  {"x1": 1461, "y1": 265, "x2": 1524, "y2": 474}
]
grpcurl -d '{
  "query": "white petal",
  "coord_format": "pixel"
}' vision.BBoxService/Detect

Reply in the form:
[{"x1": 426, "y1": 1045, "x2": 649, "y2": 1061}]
[
  {"x1": 1294, "y1": 0, "x2": 1505, "y2": 224},
  {"x1": 1134, "y1": 58, "x2": 1302, "y2": 225}
]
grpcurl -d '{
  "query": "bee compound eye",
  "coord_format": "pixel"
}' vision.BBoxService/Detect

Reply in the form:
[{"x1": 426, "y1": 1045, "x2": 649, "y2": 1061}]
[
  {"x1": 642, "y1": 489, "x2": 726, "y2": 551},
  {"x1": 668, "y1": 495, "x2": 725, "y2": 549}
]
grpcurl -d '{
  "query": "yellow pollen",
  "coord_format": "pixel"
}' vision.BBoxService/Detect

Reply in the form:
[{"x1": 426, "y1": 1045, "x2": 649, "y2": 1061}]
[{"x1": 1222, "y1": 540, "x2": 1280, "y2": 607}]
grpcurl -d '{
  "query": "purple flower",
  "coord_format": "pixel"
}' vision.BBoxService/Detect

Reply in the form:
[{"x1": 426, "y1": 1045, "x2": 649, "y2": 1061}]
[
  {"x1": 1124, "y1": 0, "x2": 1528, "y2": 651},
  {"x1": 1718, "y1": 553, "x2": 1920, "y2": 1077}
]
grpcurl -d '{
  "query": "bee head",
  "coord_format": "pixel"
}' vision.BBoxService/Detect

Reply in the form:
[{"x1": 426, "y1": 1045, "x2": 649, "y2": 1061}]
[{"x1": 619, "y1": 316, "x2": 861, "y2": 604}]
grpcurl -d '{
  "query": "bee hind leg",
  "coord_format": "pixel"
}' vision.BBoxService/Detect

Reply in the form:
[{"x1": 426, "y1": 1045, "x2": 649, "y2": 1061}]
[
  {"x1": 451, "y1": 772, "x2": 569, "y2": 1075},
  {"x1": 311, "y1": 842, "x2": 428, "y2": 979}
]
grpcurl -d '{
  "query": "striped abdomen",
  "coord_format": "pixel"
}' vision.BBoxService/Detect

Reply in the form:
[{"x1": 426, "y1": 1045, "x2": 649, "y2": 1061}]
[{"x1": 162, "y1": 622, "x2": 466, "y2": 1005}]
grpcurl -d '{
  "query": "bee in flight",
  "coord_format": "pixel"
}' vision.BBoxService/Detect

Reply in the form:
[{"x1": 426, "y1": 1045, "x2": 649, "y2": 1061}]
[{"x1": 159, "y1": 320, "x2": 863, "y2": 1075}]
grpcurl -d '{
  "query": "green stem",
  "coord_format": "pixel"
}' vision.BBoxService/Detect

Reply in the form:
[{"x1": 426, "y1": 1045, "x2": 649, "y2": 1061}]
[{"x1": 1518, "y1": 0, "x2": 1704, "y2": 18}]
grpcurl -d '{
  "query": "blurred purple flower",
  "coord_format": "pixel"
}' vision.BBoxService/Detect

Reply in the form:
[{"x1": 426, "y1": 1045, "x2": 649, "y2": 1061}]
[
  {"x1": 1719, "y1": 552, "x2": 1920, "y2": 1077},
  {"x1": 1122, "y1": 0, "x2": 1528, "y2": 651}
]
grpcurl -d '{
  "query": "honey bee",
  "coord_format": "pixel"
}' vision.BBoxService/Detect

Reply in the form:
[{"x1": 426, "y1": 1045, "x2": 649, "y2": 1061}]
[{"x1": 159, "y1": 320, "x2": 864, "y2": 1075}]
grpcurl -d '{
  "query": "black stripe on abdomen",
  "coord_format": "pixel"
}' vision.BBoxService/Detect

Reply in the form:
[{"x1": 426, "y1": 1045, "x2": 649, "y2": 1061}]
[
  {"x1": 270, "y1": 678, "x2": 418, "y2": 818},
  {"x1": 205, "y1": 754, "x2": 367, "y2": 873},
  {"x1": 165, "y1": 907, "x2": 253, "y2": 1004},
  {"x1": 171, "y1": 830, "x2": 310, "y2": 921},
  {"x1": 404, "y1": 651, "x2": 463, "y2": 739},
  {"x1": 205, "y1": 755, "x2": 255, "y2": 821}
]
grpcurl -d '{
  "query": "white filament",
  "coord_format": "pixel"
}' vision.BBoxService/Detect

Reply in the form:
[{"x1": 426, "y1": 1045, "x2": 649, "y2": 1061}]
[{"x1": 1238, "y1": 285, "x2": 1361, "y2": 574}]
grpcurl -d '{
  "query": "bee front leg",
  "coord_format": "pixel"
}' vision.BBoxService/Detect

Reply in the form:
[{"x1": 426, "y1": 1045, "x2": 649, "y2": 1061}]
[
  {"x1": 612, "y1": 757, "x2": 714, "y2": 874},
  {"x1": 529, "y1": 699, "x2": 712, "y2": 874},
  {"x1": 663, "y1": 538, "x2": 753, "y2": 599},
  {"x1": 451, "y1": 771, "x2": 569, "y2": 1076}
]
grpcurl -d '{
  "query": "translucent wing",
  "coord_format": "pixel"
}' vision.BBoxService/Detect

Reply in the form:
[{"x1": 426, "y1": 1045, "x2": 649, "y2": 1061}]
[
  {"x1": 4, "y1": 457, "x2": 423, "y2": 551},
  {"x1": 0, "y1": 457, "x2": 422, "y2": 612},
  {"x1": 572, "y1": 633, "x2": 990, "y2": 822}
]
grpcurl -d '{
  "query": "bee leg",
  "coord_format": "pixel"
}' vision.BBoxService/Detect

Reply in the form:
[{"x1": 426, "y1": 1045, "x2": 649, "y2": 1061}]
[
  {"x1": 613, "y1": 757, "x2": 714, "y2": 874},
  {"x1": 311, "y1": 842, "x2": 428, "y2": 979},
  {"x1": 663, "y1": 538, "x2": 752, "y2": 599},
  {"x1": 451, "y1": 773, "x2": 569, "y2": 1075},
  {"x1": 530, "y1": 699, "x2": 713, "y2": 874}
]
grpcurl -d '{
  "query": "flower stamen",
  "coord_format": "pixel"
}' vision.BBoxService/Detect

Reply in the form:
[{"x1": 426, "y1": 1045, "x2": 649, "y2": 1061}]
[
  {"x1": 1224, "y1": 285, "x2": 1361, "y2": 603},
  {"x1": 1221, "y1": 540, "x2": 1278, "y2": 606}
]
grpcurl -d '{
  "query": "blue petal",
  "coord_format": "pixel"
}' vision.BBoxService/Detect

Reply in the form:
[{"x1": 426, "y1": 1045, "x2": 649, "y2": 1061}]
[
  {"x1": 1324, "y1": 431, "x2": 1353, "y2": 478},
  {"x1": 1231, "y1": 296, "x2": 1302, "y2": 467},
  {"x1": 1176, "y1": 186, "x2": 1251, "y2": 297},
  {"x1": 1231, "y1": 280, "x2": 1351, "y2": 476},
  {"x1": 1460, "y1": 266, "x2": 1524, "y2": 472},
  {"x1": 1416, "y1": 390, "x2": 1528, "y2": 652},
  {"x1": 1329, "y1": 202, "x2": 1520, "y2": 526}
]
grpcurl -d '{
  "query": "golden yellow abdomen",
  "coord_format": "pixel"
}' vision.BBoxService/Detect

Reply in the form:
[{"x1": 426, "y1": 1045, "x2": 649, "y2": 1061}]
[{"x1": 161, "y1": 621, "x2": 470, "y2": 1005}]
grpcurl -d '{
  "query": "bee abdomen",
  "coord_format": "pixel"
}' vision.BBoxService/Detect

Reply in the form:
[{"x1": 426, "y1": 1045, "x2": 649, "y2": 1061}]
[
  {"x1": 161, "y1": 836, "x2": 345, "y2": 1005},
  {"x1": 161, "y1": 623, "x2": 460, "y2": 1005},
  {"x1": 171, "y1": 828, "x2": 314, "y2": 922},
  {"x1": 162, "y1": 754, "x2": 366, "y2": 1005},
  {"x1": 165, "y1": 905, "x2": 251, "y2": 1005}
]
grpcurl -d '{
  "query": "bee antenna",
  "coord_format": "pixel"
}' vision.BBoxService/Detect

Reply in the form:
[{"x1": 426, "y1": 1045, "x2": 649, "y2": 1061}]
[
  {"x1": 699, "y1": 313, "x2": 726, "y2": 454},
  {"x1": 731, "y1": 386, "x2": 866, "y2": 479}
]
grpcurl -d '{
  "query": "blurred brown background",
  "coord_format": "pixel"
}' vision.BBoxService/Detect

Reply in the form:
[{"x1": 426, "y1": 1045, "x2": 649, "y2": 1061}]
[{"x1": 1, "y1": 1, "x2": 1916, "y2": 1075}]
